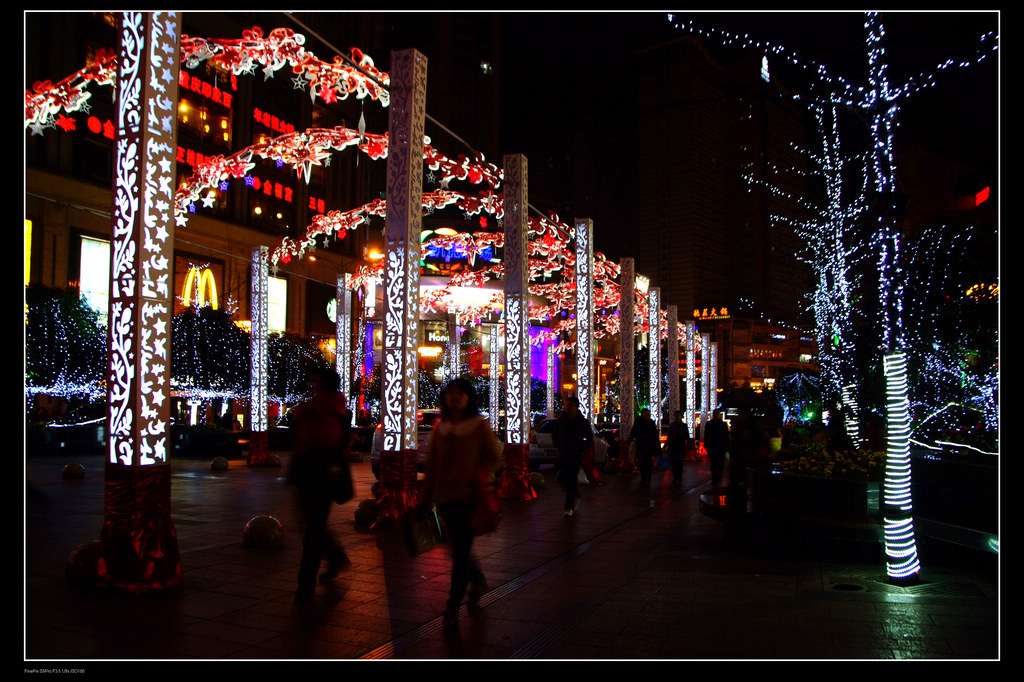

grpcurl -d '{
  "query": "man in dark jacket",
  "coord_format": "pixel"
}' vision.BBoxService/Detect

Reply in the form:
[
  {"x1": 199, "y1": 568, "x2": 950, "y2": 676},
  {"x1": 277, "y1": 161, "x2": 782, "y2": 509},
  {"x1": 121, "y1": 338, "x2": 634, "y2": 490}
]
[
  {"x1": 552, "y1": 396, "x2": 592, "y2": 518},
  {"x1": 667, "y1": 410, "x2": 690, "y2": 484},
  {"x1": 629, "y1": 408, "x2": 660, "y2": 484},
  {"x1": 704, "y1": 410, "x2": 730, "y2": 488}
]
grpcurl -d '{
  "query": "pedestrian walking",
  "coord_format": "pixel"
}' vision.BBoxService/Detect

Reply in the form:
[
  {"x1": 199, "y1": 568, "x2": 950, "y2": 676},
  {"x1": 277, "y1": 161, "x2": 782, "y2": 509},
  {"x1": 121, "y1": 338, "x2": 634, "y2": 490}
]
[
  {"x1": 628, "y1": 407, "x2": 660, "y2": 484},
  {"x1": 552, "y1": 396, "x2": 593, "y2": 517},
  {"x1": 704, "y1": 410, "x2": 730, "y2": 488},
  {"x1": 421, "y1": 377, "x2": 503, "y2": 630},
  {"x1": 287, "y1": 368, "x2": 353, "y2": 601},
  {"x1": 667, "y1": 410, "x2": 690, "y2": 484}
]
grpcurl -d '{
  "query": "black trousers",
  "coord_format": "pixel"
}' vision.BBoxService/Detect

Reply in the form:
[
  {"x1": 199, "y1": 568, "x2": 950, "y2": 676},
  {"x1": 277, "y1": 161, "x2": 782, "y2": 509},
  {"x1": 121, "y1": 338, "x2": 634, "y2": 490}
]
[
  {"x1": 437, "y1": 501, "x2": 485, "y2": 609},
  {"x1": 637, "y1": 451, "x2": 654, "y2": 482},
  {"x1": 559, "y1": 457, "x2": 581, "y2": 510},
  {"x1": 297, "y1": 489, "x2": 346, "y2": 587}
]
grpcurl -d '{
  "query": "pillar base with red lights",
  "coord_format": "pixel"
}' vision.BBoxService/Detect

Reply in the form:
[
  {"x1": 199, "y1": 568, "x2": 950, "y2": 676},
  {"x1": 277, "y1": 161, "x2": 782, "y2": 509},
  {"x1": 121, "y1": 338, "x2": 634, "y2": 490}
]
[
  {"x1": 498, "y1": 443, "x2": 536, "y2": 501},
  {"x1": 246, "y1": 430, "x2": 270, "y2": 466},
  {"x1": 373, "y1": 449, "x2": 420, "y2": 526},
  {"x1": 617, "y1": 440, "x2": 638, "y2": 474},
  {"x1": 97, "y1": 463, "x2": 182, "y2": 594}
]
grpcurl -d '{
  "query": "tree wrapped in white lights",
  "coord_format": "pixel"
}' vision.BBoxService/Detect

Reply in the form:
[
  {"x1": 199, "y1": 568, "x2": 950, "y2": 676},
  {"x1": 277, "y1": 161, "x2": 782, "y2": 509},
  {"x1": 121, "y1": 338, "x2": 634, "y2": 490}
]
[{"x1": 670, "y1": 11, "x2": 998, "y2": 584}]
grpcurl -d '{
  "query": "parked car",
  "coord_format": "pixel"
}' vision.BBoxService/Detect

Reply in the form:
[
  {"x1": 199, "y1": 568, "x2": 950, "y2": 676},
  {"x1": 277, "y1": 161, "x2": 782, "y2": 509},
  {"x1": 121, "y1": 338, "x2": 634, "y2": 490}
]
[
  {"x1": 369, "y1": 409, "x2": 441, "y2": 480},
  {"x1": 529, "y1": 418, "x2": 610, "y2": 472}
]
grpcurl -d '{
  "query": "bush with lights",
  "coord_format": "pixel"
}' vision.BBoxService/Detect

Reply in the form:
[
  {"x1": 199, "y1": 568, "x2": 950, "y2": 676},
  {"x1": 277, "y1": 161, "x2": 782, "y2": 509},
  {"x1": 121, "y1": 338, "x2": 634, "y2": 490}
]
[{"x1": 25, "y1": 285, "x2": 106, "y2": 423}]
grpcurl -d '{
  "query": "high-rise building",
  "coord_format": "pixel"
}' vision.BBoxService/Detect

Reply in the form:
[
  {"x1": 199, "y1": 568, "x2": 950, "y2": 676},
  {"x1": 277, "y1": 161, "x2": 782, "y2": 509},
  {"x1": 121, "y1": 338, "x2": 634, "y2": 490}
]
[{"x1": 632, "y1": 33, "x2": 813, "y2": 327}]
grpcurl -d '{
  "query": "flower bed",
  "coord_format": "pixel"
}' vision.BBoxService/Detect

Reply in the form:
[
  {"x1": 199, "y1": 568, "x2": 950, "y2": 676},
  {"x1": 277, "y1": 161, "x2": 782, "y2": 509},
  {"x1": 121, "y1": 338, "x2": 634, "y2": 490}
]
[{"x1": 778, "y1": 442, "x2": 886, "y2": 481}]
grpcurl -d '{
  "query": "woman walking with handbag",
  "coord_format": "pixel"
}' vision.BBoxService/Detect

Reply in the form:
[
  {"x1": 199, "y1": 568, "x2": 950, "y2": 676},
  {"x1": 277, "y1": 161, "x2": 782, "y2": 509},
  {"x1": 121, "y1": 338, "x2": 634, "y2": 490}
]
[{"x1": 420, "y1": 378, "x2": 503, "y2": 630}]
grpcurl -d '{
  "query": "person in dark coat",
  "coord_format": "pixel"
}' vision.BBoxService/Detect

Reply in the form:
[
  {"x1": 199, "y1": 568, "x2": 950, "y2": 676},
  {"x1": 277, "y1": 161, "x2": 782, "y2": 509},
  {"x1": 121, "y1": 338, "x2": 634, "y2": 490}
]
[
  {"x1": 628, "y1": 408, "x2": 660, "y2": 484},
  {"x1": 703, "y1": 410, "x2": 730, "y2": 488},
  {"x1": 552, "y1": 396, "x2": 592, "y2": 518},
  {"x1": 288, "y1": 368, "x2": 353, "y2": 601},
  {"x1": 667, "y1": 410, "x2": 690, "y2": 484}
]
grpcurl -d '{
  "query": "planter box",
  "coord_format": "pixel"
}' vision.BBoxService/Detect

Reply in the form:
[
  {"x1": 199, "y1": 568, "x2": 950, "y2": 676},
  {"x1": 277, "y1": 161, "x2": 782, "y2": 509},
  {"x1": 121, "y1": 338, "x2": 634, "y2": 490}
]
[
  {"x1": 747, "y1": 466, "x2": 881, "y2": 520},
  {"x1": 172, "y1": 427, "x2": 243, "y2": 459},
  {"x1": 26, "y1": 424, "x2": 105, "y2": 456}
]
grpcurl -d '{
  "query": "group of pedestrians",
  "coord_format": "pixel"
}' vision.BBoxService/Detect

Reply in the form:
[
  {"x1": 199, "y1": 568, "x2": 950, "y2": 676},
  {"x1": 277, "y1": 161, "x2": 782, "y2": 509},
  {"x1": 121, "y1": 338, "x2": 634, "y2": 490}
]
[{"x1": 286, "y1": 369, "x2": 743, "y2": 633}]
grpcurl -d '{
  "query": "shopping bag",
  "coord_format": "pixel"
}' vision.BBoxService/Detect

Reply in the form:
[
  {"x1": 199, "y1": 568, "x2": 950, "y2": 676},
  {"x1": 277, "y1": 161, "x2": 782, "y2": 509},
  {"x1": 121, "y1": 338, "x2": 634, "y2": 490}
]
[
  {"x1": 470, "y1": 479, "x2": 504, "y2": 536},
  {"x1": 402, "y1": 506, "x2": 445, "y2": 556}
]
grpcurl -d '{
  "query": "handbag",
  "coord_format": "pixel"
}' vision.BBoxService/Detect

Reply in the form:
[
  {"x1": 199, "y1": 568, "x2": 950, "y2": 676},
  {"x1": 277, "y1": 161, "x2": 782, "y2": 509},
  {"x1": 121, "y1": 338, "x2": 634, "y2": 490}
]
[
  {"x1": 329, "y1": 411, "x2": 355, "y2": 504},
  {"x1": 329, "y1": 458, "x2": 354, "y2": 504},
  {"x1": 470, "y1": 477, "x2": 503, "y2": 536},
  {"x1": 403, "y1": 505, "x2": 446, "y2": 556}
]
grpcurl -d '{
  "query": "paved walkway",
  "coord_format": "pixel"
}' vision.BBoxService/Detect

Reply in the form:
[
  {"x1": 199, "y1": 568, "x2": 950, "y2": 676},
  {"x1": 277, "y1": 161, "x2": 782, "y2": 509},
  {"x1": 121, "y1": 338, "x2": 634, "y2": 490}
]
[{"x1": 24, "y1": 449, "x2": 999, "y2": 663}]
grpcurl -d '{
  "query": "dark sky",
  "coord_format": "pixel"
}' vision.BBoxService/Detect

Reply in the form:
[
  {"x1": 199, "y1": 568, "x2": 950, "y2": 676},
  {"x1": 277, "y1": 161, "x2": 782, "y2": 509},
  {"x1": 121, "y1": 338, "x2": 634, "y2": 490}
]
[{"x1": 496, "y1": 10, "x2": 999, "y2": 251}]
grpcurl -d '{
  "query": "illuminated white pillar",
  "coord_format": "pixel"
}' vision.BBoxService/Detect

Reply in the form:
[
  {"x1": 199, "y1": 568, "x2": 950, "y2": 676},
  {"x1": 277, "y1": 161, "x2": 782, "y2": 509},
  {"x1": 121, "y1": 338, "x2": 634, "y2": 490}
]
[
  {"x1": 619, "y1": 258, "x2": 635, "y2": 456},
  {"x1": 701, "y1": 330, "x2": 710, "y2": 432},
  {"x1": 355, "y1": 299, "x2": 367, "y2": 415},
  {"x1": 649, "y1": 287, "x2": 661, "y2": 431},
  {"x1": 490, "y1": 325, "x2": 500, "y2": 432},
  {"x1": 337, "y1": 274, "x2": 353, "y2": 421},
  {"x1": 378, "y1": 48, "x2": 427, "y2": 519},
  {"x1": 667, "y1": 305, "x2": 679, "y2": 420},
  {"x1": 686, "y1": 320, "x2": 696, "y2": 436},
  {"x1": 447, "y1": 313, "x2": 459, "y2": 382},
  {"x1": 101, "y1": 10, "x2": 182, "y2": 593},
  {"x1": 706, "y1": 341, "x2": 718, "y2": 440},
  {"x1": 498, "y1": 153, "x2": 536, "y2": 500},
  {"x1": 546, "y1": 344, "x2": 556, "y2": 419},
  {"x1": 883, "y1": 353, "x2": 921, "y2": 584},
  {"x1": 248, "y1": 246, "x2": 269, "y2": 464},
  {"x1": 575, "y1": 218, "x2": 594, "y2": 425}
]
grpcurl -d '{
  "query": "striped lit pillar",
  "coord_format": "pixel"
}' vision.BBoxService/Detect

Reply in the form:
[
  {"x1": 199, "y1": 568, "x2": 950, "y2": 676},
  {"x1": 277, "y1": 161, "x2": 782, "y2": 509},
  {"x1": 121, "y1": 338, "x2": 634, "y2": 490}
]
[
  {"x1": 843, "y1": 383, "x2": 861, "y2": 447},
  {"x1": 685, "y1": 320, "x2": 696, "y2": 437},
  {"x1": 649, "y1": 287, "x2": 661, "y2": 431},
  {"x1": 667, "y1": 305, "x2": 679, "y2": 421},
  {"x1": 618, "y1": 258, "x2": 635, "y2": 468},
  {"x1": 489, "y1": 325, "x2": 500, "y2": 432},
  {"x1": 377, "y1": 48, "x2": 427, "y2": 521},
  {"x1": 248, "y1": 246, "x2": 269, "y2": 465},
  {"x1": 498, "y1": 153, "x2": 536, "y2": 500},
  {"x1": 337, "y1": 274, "x2": 353, "y2": 421},
  {"x1": 100, "y1": 10, "x2": 182, "y2": 594},
  {"x1": 883, "y1": 353, "x2": 921, "y2": 584},
  {"x1": 575, "y1": 218, "x2": 595, "y2": 425}
]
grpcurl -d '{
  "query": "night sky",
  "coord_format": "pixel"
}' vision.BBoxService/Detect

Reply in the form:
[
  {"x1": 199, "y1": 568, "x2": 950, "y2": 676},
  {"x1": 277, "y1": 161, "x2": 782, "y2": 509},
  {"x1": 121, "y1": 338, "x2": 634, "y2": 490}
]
[{"x1": 496, "y1": 10, "x2": 999, "y2": 257}]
